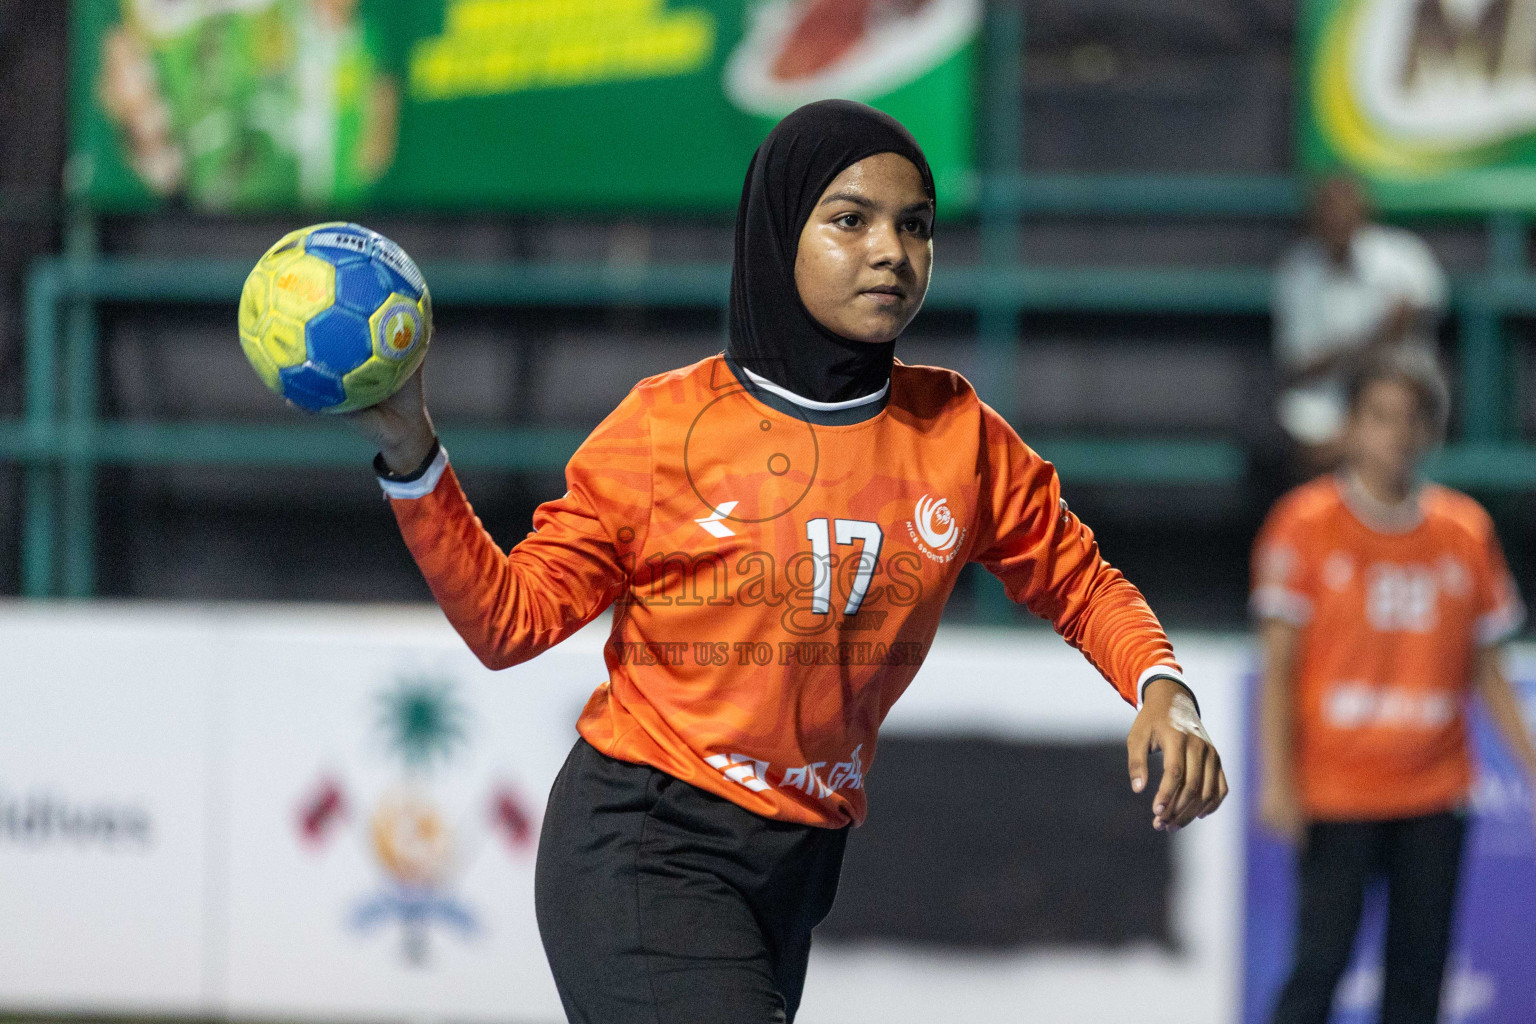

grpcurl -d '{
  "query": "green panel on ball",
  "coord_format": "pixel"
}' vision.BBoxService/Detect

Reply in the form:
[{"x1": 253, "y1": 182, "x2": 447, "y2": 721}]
[{"x1": 340, "y1": 354, "x2": 405, "y2": 410}]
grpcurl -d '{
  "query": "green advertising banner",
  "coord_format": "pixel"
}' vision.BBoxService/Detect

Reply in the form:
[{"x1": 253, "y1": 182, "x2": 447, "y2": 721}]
[
  {"x1": 1301, "y1": 0, "x2": 1536, "y2": 212},
  {"x1": 72, "y1": 0, "x2": 979, "y2": 213}
]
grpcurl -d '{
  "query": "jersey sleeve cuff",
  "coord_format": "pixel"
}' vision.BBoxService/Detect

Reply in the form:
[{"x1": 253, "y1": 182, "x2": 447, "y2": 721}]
[
  {"x1": 1138, "y1": 666, "x2": 1200, "y2": 717},
  {"x1": 1476, "y1": 600, "x2": 1526, "y2": 647},
  {"x1": 1250, "y1": 585, "x2": 1312, "y2": 626},
  {"x1": 375, "y1": 442, "x2": 448, "y2": 500}
]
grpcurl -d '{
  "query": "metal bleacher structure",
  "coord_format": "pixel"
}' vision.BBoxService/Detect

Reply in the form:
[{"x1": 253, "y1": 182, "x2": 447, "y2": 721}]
[{"x1": 5, "y1": 6, "x2": 1536, "y2": 599}]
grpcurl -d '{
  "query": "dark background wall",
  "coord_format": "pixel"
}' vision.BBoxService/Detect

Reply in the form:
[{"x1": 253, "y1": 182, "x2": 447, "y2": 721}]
[{"x1": 2, "y1": 1, "x2": 1530, "y2": 629}]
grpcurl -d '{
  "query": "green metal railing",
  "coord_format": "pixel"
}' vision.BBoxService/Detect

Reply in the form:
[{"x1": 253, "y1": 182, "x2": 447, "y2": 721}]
[
  {"x1": 7, "y1": 3, "x2": 1536, "y2": 598},
  {"x1": 12, "y1": 222, "x2": 1536, "y2": 598}
]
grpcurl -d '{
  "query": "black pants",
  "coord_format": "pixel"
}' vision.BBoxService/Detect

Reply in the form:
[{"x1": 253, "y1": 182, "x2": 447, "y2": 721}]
[
  {"x1": 1271, "y1": 810, "x2": 1468, "y2": 1024},
  {"x1": 534, "y1": 738, "x2": 849, "y2": 1024}
]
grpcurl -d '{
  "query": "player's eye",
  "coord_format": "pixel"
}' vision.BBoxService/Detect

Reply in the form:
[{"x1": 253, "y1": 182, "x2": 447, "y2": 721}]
[
  {"x1": 902, "y1": 217, "x2": 932, "y2": 238},
  {"x1": 833, "y1": 212, "x2": 862, "y2": 229}
]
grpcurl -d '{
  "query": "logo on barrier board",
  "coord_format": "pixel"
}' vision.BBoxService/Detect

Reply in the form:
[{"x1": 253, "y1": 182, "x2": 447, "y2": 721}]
[{"x1": 295, "y1": 675, "x2": 537, "y2": 965}]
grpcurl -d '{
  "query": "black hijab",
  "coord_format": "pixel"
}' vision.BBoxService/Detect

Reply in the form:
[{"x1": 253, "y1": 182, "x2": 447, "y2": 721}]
[{"x1": 727, "y1": 100, "x2": 935, "y2": 404}]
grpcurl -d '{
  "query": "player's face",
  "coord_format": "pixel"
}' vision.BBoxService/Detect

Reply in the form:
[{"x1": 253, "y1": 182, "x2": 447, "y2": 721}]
[
  {"x1": 1347, "y1": 378, "x2": 1432, "y2": 484},
  {"x1": 794, "y1": 152, "x2": 933, "y2": 344}
]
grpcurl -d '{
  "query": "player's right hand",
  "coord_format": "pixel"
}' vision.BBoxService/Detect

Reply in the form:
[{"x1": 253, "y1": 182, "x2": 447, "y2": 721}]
[
  {"x1": 342, "y1": 365, "x2": 438, "y2": 475},
  {"x1": 1127, "y1": 678, "x2": 1228, "y2": 832}
]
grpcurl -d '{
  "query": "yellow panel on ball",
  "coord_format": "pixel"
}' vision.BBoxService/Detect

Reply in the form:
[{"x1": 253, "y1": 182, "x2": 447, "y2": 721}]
[
  {"x1": 257, "y1": 310, "x2": 308, "y2": 368},
  {"x1": 238, "y1": 266, "x2": 271, "y2": 339},
  {"x1": 239, "y1": 332, "x2": 282, "y2": 390},
  {"x1": 340, "y1": 354, "x2": 405, "y2": 411},
  {"x1": 261, "y1": 224, "x2": 324, "y2": 262},
  {"x1": 269, "y1": 251, "x2": 336, "y2": 322}
]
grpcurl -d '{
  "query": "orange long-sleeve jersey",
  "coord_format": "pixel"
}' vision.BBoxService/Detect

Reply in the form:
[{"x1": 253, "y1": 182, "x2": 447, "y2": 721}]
[
  {"x1": 389, "y1": 355, "x2": 1183, "y2": 826},
  {"x1": 1252, "y1": 476, "x2": 1524, "y2": 819}
]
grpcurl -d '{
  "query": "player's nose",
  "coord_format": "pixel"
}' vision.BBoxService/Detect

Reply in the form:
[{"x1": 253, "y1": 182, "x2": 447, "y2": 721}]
[{"x1": 867, "y1": 222, "x2": 909, "y2": 270}]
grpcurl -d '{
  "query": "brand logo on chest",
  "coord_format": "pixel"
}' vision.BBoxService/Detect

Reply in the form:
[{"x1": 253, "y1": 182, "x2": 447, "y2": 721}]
[{"x1": 906, "y1": 494, "x2": 965, "y2": 563}]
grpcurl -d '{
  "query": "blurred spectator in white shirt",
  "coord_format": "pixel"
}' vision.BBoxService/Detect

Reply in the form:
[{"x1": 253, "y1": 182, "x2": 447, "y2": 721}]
[{"x1": 1272, "y1": 176, "x2": 1447, "y2": 474}]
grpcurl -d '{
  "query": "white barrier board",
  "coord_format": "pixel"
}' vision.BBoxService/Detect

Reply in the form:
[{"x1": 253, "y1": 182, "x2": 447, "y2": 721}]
[{"x1": 0, "y1": 604, "x2": 1255, "y2": 1023}]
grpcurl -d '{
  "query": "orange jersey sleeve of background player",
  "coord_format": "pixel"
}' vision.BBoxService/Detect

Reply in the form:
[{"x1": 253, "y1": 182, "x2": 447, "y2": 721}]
[{"x1": 390, "y1": 357, "x2": 1183, "y2": 825}]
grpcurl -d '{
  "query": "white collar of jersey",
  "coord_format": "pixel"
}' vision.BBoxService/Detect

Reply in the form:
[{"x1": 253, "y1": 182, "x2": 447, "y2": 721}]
[
  {"x1": 740, "y1": 365, "x2": 890, "y2": 412},
  {"x1": 1339, "y1": 471, "x2": 1425, "y2": 534}
]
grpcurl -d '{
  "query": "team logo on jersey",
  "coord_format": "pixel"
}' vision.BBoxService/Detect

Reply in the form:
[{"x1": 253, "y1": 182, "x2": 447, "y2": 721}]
[
  {"x1": 709, "y1": 747, "x2": 868, "y2": 800},
  {"x1": 907, "y1": 494, "x2": 964, "y2": 563},
  {"x1": 781, "y1": 745, "x2": 865, "y2": 799}
]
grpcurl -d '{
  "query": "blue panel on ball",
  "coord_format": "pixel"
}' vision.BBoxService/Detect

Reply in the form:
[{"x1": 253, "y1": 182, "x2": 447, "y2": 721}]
[
  {"x1": 280, "y1": 362, "x2": 346, "y2": 410},
  {"x1": 374, "y1": 258, "x2": 423, "y2": 300},
  {"x1": 304, "y1": 306, "x2": 373, "y2": 374},
  {"x1": 370, "y1": 236, "x2": 427, "y2": 300},
  {"x1": 333, "y1": 259, "x2": 392, "y2": 315}
]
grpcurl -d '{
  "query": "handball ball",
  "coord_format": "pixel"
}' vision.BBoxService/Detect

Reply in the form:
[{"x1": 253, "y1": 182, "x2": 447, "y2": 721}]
[{"x1": 238, "y1": 222, "x2": 431, "y2": 414}]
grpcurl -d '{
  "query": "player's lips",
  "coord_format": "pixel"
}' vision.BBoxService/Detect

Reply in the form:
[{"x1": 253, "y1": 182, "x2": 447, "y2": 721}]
[{"x1": 860, "y1": 284, "x2": 907, "y2": 305}]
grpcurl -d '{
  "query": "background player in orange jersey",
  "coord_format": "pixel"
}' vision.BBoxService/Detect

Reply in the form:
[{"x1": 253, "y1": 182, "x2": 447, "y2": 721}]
[
  {"x1": 1254, "y1": 348, "x2": 1536, "y2": 1024},
  {"x1": 348, "y1": 100, "x2": 1227, "y2": 1023}
]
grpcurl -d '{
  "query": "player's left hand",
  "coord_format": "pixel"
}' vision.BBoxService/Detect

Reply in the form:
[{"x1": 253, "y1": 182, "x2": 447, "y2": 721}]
[{"x1": 1127, "y1": 677, "x2": 1228, "y2": 833}]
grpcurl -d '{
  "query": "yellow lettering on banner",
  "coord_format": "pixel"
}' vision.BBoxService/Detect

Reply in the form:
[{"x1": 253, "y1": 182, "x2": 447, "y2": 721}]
[{"x1": 410, "y1": 0, "x2": 716, "y2": 100}]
